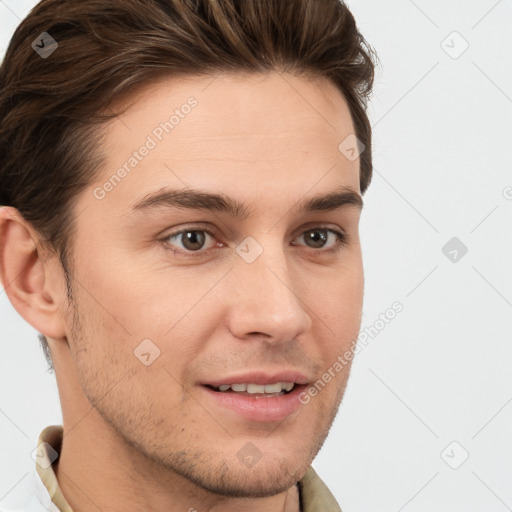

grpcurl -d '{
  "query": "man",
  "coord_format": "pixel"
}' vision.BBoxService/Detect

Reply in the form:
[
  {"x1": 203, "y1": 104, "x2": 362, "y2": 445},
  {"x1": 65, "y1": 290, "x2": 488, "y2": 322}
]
[{"x1": 0, "y1": 0, "x2": 376, "y2": 510}]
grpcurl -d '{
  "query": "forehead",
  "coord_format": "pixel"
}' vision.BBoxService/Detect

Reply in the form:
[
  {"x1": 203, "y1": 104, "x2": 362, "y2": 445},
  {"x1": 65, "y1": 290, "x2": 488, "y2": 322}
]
[
  {"x1": 102, "y1": 70, "x2": 355, "y2": 154},
  {"x1": 85, "y1": 72, "x2": 360, "y2": 218}
]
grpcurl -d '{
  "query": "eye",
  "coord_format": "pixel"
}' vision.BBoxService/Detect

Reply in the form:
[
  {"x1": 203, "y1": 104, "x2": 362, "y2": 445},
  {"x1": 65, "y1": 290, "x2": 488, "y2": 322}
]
[
  {"x1": 293, "y1": 227, "x2": 348, "y2": 251},
  {"x1": 161, "y1": 225, "x2": 348, "y2": 257},
  {"x1": 164, "y1": 228, "x2": 219, "y2": 254}
]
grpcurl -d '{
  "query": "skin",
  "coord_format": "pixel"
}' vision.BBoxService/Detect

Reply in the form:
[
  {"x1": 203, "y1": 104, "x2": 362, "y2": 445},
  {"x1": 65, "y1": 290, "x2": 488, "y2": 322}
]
[{"x1": 0, "y1": 71, "x2": 364, "y2": 512}]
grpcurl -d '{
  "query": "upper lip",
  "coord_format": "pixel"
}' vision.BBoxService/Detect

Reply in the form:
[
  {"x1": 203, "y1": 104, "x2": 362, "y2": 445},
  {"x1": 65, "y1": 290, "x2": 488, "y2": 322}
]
[{"x1": 201, "y1": 370, "x2": 311, "y2": 388}]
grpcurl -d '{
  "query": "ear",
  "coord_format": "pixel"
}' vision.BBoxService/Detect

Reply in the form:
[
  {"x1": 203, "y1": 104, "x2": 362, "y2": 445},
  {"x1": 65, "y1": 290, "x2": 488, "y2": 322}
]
[{"x1": 0, "y1": 206, "x2": 67, "y2": 339}]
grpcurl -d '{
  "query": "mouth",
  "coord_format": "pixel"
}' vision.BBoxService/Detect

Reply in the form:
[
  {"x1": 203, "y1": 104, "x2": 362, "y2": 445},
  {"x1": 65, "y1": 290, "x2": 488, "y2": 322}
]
[
  {"x1": 204, "y1": 381, "x2": 297, "y2": 397},
  {"x1": 198, "y1": 370, "x2": 311, "y2": 422}
]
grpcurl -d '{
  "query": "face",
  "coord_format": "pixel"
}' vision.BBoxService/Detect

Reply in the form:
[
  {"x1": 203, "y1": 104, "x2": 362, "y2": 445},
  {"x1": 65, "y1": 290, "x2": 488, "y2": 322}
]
[{"x1": 57, "y1": 71, "x2": 364, "y2": 497}]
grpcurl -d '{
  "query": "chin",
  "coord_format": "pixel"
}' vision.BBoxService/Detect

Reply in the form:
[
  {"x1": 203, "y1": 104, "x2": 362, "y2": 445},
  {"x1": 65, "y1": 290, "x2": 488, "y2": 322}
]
[
  {"x1": 193, "y1": 461, "x2": 306, "y2": 498},
  {"x1": 166, "y1": 450, "x2": 310, "y2": 498}
]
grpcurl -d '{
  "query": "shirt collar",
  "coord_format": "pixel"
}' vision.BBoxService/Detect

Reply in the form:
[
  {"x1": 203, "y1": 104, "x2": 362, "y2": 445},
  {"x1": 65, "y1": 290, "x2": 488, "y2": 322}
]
[
  {"x1": 35, "y1": 426, "x2": 72, "y2": 512},
  {"x1": 35, "y1": 425, "x2": 341, "y2": 512}
]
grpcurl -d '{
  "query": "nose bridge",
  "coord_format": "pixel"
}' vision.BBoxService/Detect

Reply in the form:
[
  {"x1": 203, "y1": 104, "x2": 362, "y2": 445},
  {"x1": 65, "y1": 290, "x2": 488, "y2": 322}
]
[{"x1": 227, "y1": 234, "x2": 311, "y2": 339}]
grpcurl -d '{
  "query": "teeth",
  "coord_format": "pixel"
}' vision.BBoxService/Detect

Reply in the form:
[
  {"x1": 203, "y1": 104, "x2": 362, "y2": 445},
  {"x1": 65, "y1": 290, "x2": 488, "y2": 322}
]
[
  {"x1": 247, "y1": 384, "x2": 265, "y2": 394},
  {"x1": 263, "y1": 383, "x2": 282, "y2": 393},
  {"x1": 214, "y1": 382, "x2": 295, "y2": 393}
]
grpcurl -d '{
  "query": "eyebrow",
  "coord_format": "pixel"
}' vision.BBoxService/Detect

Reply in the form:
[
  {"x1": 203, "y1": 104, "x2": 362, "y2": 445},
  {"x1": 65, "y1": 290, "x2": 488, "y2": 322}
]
[{"x1": 130, "y1": 184, "x2": 363, "y2": 219}]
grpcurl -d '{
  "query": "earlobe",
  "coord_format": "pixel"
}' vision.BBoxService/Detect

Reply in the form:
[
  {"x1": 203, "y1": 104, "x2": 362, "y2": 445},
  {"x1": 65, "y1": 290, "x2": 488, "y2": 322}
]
[{"x1": 0, "y1": 207, "x2": 67, "y2": 339}]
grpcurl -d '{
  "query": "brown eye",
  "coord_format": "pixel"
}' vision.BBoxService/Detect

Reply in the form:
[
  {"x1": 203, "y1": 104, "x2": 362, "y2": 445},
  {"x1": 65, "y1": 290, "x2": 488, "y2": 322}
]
[
  {"x1": 164, "y1": 229, "x2": 217, "y2": 254},
  {"x1": 303, "y1": 229, "x2": 329, "y2": 249},
  {"x1": 296, "y1": 228, "x2": 347, "y2": 250},
  {"x1": 179, "y1": 230, "x2": 207, "y2": 251}
]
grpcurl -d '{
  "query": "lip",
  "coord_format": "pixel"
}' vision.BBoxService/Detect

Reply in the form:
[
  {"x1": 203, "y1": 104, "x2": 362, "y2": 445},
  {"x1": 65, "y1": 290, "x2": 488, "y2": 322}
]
[
  {"x1": 199, "y1": 382, "x2": 308, "y2": 422},
  {"x1": 199, "y1": 369, "x2": 311, "y2": 388}
]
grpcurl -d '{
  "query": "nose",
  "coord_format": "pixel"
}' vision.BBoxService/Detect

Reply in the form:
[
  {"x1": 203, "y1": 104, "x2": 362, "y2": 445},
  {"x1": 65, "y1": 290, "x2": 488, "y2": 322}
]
[{"x1": 225, "y1": 239, "x2": 312, "y2": 344}]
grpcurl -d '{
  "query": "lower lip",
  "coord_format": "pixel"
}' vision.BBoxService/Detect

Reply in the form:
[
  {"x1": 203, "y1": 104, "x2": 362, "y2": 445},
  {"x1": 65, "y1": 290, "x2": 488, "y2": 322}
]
[{"x1": 200, "y1": 385, "x2": 307, "y2": 422}]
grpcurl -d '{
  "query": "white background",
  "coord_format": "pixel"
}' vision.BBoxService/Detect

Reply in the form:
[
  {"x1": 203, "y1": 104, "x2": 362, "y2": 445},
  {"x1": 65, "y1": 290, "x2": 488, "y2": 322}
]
[{"x1": 1, "y1": 0, "x2": 511, "y2": 510}]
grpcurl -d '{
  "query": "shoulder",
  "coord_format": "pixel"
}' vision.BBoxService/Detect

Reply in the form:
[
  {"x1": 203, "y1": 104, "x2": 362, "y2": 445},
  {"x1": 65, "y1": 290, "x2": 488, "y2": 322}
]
[
  {"x1": 0, "y1": 466, "x2": 57, "y2": 512},
  {"x1": 298, "y1": 466, "x2": 343, "y2": 512}
]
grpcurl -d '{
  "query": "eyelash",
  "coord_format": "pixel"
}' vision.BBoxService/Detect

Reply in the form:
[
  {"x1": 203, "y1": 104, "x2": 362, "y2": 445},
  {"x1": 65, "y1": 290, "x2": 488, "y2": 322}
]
[{"x1": 160, "y1": 225, "x2": 349, "y2": 258}]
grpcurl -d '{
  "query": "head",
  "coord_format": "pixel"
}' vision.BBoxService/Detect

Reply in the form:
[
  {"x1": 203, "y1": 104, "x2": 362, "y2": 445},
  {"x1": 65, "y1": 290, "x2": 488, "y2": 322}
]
[{"x1": 0, "y1": 0, "x2": 375, "y2": 499}]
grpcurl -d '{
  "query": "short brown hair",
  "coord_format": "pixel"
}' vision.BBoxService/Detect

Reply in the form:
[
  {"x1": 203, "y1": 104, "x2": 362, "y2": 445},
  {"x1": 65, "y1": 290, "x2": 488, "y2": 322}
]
[{"x1": 0, "y1": 0, "x2": 376, "y2": 371}]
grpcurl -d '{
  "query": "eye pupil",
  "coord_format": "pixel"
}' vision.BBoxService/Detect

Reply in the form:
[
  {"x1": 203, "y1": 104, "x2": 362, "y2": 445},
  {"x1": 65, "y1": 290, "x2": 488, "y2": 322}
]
[
  {"x1": 306, "y1": 229, "x2": 328, "y2": 248},
  {"x1": 166, "y1": 226, "x2": 344, "y2": 256},
  {"x1": 182, "y1": 231, "x2": 206, "y2": 250}
]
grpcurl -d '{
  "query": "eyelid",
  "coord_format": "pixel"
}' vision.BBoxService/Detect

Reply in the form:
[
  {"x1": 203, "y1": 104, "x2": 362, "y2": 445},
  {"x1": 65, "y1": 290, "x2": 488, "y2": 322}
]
[
  {"x1": 161, "y1": 224, "x2": 221, "y2": 255},
  {"x1": 160, "y1": 223, "x2": 349, "y2": 257},
  {"x1": 292, "y1": 226, "x2": 349, "y2": 252}
]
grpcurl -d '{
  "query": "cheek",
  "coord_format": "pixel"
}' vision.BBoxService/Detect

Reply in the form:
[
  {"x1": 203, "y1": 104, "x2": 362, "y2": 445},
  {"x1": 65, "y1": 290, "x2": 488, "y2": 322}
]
[
  {"x1": 68, "y1": 290, "x2": 131, "y2": 394},
  {"x1": 306, "y1": 269, "x2": 363, "y2": 388},
  {"x1": 314, "y1": 263, "x2": 364, "y2": 337},
  {"x1": 68, "y1": 285, "x2": 193, "y2": 423},
  {"x1": 74, "y1": 245, "x2": 185, "y2": 337},
  {"x1": 68, "y1": 245, "x2": 220, "y2": 394}
]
